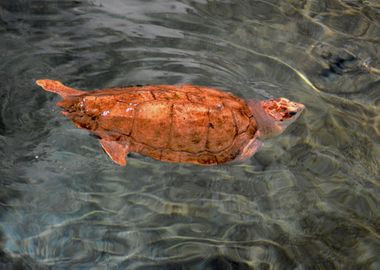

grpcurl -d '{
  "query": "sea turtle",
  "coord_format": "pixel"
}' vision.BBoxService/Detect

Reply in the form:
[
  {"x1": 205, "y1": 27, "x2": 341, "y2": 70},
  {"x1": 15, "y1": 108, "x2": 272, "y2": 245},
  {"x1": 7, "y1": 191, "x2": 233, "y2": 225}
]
[{"x1": 36, "y1": 79, "x2": 304, "y2": 166}]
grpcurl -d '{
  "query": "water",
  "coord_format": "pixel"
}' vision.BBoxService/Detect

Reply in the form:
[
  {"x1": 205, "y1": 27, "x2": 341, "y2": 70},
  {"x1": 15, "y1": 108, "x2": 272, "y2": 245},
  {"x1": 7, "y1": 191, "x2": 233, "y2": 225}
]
[{"x1": 0, "y1": 0, "x2": 379, "y2": 269}]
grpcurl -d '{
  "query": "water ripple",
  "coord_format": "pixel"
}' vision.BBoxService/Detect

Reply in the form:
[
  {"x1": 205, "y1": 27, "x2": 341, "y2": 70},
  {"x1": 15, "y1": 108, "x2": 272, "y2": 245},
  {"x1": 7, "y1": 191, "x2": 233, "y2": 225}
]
[{"x1": 1, "y1": 0, "x2": 380, "y2": 269}]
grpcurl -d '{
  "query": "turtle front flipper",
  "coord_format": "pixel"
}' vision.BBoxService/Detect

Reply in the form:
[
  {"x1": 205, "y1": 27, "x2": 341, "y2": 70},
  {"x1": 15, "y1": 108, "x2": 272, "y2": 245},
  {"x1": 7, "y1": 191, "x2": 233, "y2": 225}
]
[
  {"x1": 36, "y1": 79, "x2": 85, "y2": 98},
  {"x1": 234, "y1": 136, "x2": 263, "y2": 162},
  {"x1": 99, "y1": 139, "x2": 129, "y2": 166}
]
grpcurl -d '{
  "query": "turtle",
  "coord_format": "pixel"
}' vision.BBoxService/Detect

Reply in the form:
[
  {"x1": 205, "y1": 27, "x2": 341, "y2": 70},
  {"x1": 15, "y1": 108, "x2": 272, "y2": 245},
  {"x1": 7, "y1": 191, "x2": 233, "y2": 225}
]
[{"x1": 36, "y1": 79, "x2": 305, "y2": 166}]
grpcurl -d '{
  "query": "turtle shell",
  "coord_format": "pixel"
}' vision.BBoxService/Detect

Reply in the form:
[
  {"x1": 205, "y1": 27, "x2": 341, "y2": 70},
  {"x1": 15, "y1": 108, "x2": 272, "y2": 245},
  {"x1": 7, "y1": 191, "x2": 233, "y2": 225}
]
[{"x1": 59, "y1": 84, "x2": 257, "y2": 165}]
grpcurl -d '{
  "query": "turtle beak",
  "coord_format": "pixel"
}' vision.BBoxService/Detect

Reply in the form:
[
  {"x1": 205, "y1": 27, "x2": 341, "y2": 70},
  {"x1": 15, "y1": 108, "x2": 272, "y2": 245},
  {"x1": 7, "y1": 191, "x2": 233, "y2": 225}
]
[
  {"x1": 285, "y1": 102, "x2": 305, "y2": 122},
  {"x1": 289, "y1": 102, "x2": 305, "y2": 116}
]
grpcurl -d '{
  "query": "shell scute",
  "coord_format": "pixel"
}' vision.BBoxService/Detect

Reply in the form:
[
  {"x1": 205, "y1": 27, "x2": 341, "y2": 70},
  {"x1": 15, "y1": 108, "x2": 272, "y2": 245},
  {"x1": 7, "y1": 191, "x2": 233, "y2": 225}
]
[
  {"x1": 115, "y1": 90, "x2": 154, "y2": 104},
  {"x1": 82, "y1": 95, "x2": 117, "y2": 116},
  {"x1": 232, "y1": 109, "x2": 252, "y2": 134},
  {"x1": 132, "y1": 101, "x2": 172, "y2": 149},
  {"x1": 207, "y1": 107, "x2": 237, "y2": 153},
  {"x1": 170, "y1": 103, "x2": 209, "y2": 153},
  {"x1": 152, "y1": 89, "x2": 187, "y2": 101},
  {"x1": 221, "y1": 97, "x2": 249, "y2": 113},
  {"x1": 130, "y1": 140, "x2": 162, "y2": 161},
  {"x1": 98, "y1": 101, "x2": 135, "y2": 135}
]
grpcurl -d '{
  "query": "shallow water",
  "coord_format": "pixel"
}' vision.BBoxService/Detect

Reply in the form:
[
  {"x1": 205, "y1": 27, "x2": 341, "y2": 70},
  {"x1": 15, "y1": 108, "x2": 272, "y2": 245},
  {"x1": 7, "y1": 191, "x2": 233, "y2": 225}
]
[{"x1": 0, "y1": 0, "x2": 379, "y2": 269}]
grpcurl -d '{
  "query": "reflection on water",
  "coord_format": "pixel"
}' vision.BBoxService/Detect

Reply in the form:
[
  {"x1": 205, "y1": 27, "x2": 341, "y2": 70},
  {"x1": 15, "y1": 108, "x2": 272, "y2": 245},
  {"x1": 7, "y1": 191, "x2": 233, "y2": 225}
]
[{"x1": 0, "y1": 0, "x2": 379, "y2": 269}]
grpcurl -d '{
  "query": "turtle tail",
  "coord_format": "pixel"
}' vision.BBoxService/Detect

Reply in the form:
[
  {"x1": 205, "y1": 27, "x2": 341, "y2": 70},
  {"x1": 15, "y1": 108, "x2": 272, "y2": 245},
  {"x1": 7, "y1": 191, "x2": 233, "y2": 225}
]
[{"x1": 36, "y1": 79, "x2": 85, "y2": 98}]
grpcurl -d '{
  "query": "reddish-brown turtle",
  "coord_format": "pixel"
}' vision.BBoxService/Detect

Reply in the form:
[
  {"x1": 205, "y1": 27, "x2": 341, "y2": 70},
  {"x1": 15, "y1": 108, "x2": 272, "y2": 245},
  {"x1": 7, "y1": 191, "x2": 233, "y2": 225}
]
[{"x1": 36, "y1": 79, "x2": 304, "y2": 166}]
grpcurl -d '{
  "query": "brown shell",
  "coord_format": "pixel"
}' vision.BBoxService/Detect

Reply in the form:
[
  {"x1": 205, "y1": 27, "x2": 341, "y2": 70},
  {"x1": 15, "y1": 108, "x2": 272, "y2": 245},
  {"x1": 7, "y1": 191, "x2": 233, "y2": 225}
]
[{"x1": 62, "y1": 84, "x2": 257, "y2": 165}]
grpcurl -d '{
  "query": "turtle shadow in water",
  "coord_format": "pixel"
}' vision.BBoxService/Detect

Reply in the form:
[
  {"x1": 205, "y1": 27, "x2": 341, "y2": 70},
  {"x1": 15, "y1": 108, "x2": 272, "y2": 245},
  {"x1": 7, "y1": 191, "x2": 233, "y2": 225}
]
[{"x1": 320, "y1": 55, "x2": 358, "y2": 77}]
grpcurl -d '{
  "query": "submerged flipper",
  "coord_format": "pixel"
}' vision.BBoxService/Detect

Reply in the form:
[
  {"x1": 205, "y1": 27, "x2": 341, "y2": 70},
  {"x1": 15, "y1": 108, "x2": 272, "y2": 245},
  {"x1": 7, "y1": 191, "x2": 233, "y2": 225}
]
[
  {"x1": 99, "y1": 139, "x2": 129, "y2": 166},
  {"x1": 235, "y1": 136, "x2": 263, "y2": 162},
  {"x1": 36, "y1": 79, "x2": 85, "y2": 98}
]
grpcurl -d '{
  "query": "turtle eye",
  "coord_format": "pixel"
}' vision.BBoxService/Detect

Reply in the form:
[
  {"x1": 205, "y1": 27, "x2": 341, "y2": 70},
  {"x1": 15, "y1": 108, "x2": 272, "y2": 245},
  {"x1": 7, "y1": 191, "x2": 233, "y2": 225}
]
[{"x1": 289, "y1": 111, "x2": 297, "y2": 116}]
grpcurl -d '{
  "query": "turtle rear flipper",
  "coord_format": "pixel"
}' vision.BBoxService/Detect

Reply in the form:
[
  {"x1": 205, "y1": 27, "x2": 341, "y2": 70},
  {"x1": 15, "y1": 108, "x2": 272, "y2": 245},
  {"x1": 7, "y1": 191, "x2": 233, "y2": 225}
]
[
  {"x1": 99, "y1": 139, "x2": 129, "y2": 166},
  {"x1": 36, "y1": 79, "x2": 84, "y2": 98}
]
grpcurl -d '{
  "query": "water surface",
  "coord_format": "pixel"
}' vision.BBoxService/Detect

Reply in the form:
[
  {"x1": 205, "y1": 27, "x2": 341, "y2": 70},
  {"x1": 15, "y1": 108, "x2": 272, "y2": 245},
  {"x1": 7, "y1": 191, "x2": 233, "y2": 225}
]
[{"x1": 0, "y1": 0, "x2": 380, "y2": 269}]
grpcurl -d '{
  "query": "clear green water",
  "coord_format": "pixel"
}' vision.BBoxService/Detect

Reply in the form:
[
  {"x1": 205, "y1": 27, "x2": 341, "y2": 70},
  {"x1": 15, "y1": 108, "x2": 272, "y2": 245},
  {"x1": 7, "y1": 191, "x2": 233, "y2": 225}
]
[{"x1": 0, "y1": 0, "x2": 379, "y2": 269}]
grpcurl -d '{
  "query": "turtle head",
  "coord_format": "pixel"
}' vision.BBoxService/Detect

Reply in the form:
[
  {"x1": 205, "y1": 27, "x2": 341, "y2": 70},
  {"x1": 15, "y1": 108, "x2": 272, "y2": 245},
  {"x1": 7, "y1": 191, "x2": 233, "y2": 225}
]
[
  {"x1": 261, "y1": 97, "x2": 305, "y2": 124},
  {"x1": 248, "y1": 98, "x2": 305, "y2": 139}
]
